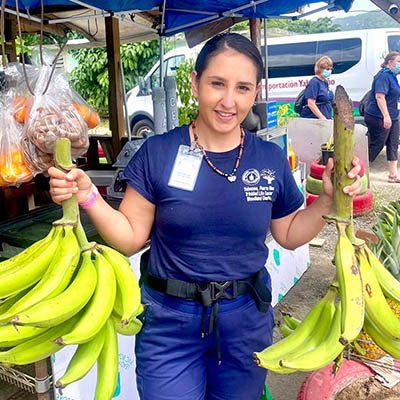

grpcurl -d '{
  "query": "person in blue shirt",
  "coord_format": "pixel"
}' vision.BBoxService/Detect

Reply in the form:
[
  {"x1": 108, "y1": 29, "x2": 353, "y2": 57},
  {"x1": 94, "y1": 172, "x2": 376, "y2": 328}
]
[
  {"x1": 300, "y1": 56, "x2": 334, "y2": 120},
  {"x1": 48, "y1": 33, "x2": 362, "y2": 400},
  {"x1": 365, "y1": 52, "x2": 400, "y2": 183}
]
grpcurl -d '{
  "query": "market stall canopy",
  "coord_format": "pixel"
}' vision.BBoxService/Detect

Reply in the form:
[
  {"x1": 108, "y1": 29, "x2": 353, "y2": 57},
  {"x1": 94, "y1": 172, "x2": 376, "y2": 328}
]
[{"x1": 4, "y1": 0, "x2": 354, "y2": 45}]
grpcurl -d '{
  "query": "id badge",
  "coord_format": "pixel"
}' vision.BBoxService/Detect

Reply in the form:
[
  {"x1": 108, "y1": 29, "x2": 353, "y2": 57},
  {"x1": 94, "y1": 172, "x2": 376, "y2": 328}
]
[{"x1": 168, "y1": 145, "x2": 203, "y2": 191}]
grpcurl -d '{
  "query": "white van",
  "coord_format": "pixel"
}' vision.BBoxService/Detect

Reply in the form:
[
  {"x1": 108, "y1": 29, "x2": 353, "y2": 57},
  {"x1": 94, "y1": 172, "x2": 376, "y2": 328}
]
[
  {"x1": 264, "y1": 28, "x2": 400, "y2": 113},
  {"x1": 126, "y1": 46, "x2": 200, "y2": 137}
]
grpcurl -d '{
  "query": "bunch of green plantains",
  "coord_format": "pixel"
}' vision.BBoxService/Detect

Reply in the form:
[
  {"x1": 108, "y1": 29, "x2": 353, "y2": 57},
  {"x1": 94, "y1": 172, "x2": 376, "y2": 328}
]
[
  {"x1": 0, "y1": 138, "x2": 142, "y2": 400},
  {"x1": 254, "y1": 228, "x2": 400, "y2": 373}
]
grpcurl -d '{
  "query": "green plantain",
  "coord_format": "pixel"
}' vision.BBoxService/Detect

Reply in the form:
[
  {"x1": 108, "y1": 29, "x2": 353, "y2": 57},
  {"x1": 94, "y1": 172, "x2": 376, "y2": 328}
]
[
  {"x1": 280, "y1": 303, "x2": 344, "y2": 371},
  {"x1": 95, "y1": 318, "x2": 119, "y2": 400},
  {"x1": 98, "y1": 244, "x2": 141, "y2": 324},
  {"x1": 0, "y1": 226, "x2": 80, "y2": 324},
  {"x1": 57, "y1": 251, "x2": 116, "y2": 345},
  {"x1": 12, "y1": 251, "x2": 97, "y2": 328},
  {"x1": 335, "y1": 222, "x2": 364, "y2": 345},
  {"x1": 358, "y1": 247, "x2": 400, "y2": 341},
  {"x1": 56, "y1": 326, "x2": 105, "y2": 389},
  {"x1": 0, "y1": 225, "x2": 63, "y2": 299}
]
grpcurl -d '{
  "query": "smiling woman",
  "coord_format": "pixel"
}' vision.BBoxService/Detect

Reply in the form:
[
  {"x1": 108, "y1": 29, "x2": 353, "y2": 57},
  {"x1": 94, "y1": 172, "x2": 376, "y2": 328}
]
[{"x1": 47, "y1": 32, "x2": 363, "y2": 400}]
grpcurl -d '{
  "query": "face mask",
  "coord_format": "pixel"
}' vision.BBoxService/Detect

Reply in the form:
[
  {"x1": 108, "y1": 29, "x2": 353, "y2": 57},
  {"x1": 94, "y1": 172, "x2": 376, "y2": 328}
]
[
  {"x1": 322, "y1": 69, "x2": 331, "y2": 78},
  {"x1": 394, "y1": 63, "x2": 400, "y2": 74}
]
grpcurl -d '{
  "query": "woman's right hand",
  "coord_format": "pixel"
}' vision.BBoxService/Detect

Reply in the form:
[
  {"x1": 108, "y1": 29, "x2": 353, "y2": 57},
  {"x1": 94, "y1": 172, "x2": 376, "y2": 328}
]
[
  {"x1": 383, "y1": 115, "x2": 392, "y2": 130},
  {"x1": 48, "y1": 167, "x2": 93, "y2": 205}
]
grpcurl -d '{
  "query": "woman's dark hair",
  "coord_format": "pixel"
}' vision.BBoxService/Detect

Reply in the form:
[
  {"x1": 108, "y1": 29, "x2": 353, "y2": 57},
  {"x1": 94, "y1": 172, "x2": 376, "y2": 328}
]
[
  {"x1": 381, "y1": 52, "x2": 400, "y2": 68},
  {"x1": 194, "y1": 33, "x2": 264, "y2": 83}
]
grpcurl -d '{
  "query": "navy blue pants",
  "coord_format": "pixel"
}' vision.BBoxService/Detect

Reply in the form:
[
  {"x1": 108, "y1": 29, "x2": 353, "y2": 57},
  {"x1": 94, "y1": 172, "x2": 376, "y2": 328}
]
[
  {"x1": 365, "y1": 113, "x2": 399, "y2": 162},
  {"x1": 135, "y1": 284, "x2": 274, "y2": 400}
]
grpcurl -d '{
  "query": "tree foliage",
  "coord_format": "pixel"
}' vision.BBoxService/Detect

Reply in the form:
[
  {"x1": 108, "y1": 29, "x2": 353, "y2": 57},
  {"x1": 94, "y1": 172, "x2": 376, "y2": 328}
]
[
  {"x1": 333, "y1": 10, "x2": 399, "y2": 31},
  {"x1": 266, "y1": 17, "x2": 341, "y2": 34},
  {"x1": 69, "y1": 40, "x2": 165, "y2": 114},
  {"x1": 175, "y1": 58, "x2": 198, "y2": 125},
  {"x1": 16, "y1": 31, "x2": 82, "y2": 55},
  {"x1": 232, "y1": 17, "x2": 341, "y2": 34}
]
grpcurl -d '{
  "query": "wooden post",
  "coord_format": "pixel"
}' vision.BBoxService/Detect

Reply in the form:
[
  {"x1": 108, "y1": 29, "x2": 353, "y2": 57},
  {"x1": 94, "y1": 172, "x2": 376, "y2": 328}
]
[
  {"x1": 9, "y1": 17, "x2": 17, "y2": 63},
  {"x1": 249, "y1": 18, "x2": 261, "y2": 101},
  {"x1": 105, "y1": 16, "x2": 125, "y2": 162}
]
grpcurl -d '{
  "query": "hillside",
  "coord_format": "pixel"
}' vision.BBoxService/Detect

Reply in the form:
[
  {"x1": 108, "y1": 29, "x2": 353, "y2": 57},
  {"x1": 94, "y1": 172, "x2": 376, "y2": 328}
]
[{"x1": 333, "y1": 9, "x2": 399, "y2": 30}]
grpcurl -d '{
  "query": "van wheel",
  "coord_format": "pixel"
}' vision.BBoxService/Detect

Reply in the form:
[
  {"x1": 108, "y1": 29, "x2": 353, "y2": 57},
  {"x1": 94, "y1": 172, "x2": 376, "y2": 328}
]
[{"x1": 131, "y1": 120, "x2": 154, "y2": 138}]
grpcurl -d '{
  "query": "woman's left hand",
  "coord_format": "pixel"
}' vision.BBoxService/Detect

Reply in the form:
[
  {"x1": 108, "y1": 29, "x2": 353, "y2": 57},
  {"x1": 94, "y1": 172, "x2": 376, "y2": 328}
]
[{"x1": 321, "y1": 156, "x2": 362, "y2": 199}]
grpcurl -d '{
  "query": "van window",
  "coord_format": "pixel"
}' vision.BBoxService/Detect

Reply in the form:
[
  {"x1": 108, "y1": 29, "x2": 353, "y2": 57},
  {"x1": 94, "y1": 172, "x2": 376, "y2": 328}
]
[
  {"x1": 150, "y1": 55, "x2": 185, "y2": 89},
  {"x1": 267, "y1": 42, "x2": 317, "y2": 78},
  {"x1": 264, "y1": 38, "x2": 361, "y2": 78},
  {"x1": 317, "y1": 38, "x2": 361, "y2": 74},
  {"x1": 388, "y1": 35, "x2": 400, "y2": 52}
]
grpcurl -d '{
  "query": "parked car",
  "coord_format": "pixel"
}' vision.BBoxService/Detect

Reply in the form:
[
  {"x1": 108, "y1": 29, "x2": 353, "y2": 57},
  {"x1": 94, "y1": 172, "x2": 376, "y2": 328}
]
[{"x1": 126, "y1": 46, "x2": 200, "y2": 137}]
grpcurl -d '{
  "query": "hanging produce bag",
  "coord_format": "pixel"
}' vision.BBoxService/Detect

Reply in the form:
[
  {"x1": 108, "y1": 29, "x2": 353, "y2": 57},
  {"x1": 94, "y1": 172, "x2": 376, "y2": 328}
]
[
  {"x1": 22, "y1": 136, "x2": 54, "y2": 176},
  {"x1": 3, "y1": 63, "x2": 38, "y2": 125},
  {"x1": 0, "y1": 90, "x2": 33, "y2": 186},
  {"x1": 24, "y1": 66, "x2": 89, "y2": 158}
]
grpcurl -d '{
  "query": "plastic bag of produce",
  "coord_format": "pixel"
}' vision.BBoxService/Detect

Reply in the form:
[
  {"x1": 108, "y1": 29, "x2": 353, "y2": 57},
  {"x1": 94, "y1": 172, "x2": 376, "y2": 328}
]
[
  {"x1": 22, "y1": 136, "x2": 54, "y2": 176},
  {"x1": 24, "y1": 66, "x2": 89, "y2": 157},
  {"x1": 3, "y1": 63, "x2": 38, "y2": 124},
  {"x1": 0, "y1": 90, "x2": 33, "y2": 186}
]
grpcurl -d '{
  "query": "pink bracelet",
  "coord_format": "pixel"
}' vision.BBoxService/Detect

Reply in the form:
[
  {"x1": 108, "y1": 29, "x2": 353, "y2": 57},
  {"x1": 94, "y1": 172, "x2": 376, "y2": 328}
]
[{"x1": 80, "y1": 184, "x2": 99, "y2": 210}]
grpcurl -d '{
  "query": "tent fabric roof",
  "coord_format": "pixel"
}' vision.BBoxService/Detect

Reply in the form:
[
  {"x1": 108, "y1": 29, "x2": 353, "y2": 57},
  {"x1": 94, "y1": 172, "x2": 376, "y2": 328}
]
[{"x1": 5, "y1": 0, "x2": 354, "y2": 41}]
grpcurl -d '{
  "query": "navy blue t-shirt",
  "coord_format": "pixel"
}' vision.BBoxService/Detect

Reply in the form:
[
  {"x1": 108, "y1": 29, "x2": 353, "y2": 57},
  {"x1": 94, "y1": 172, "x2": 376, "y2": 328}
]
[
  {"x1": 300, "y1": 77, "x2": 334, "y2": 119},
  {"x1": 122, "y1": 125, "x2": 304, "y2": 283},
  {"x1": 366, "y1": 69, "x2": 400, "y2": 120}
]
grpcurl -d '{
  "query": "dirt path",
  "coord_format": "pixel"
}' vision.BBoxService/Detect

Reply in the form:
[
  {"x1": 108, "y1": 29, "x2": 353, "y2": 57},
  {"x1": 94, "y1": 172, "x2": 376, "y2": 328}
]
[{"x1": 267, "y1": 149, "x2": 400, "y2": 400}]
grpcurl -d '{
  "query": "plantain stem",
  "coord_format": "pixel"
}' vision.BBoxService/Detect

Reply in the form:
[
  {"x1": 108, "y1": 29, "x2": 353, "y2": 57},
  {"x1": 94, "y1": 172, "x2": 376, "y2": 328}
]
[
  {"x1": 54, "y1": 138, "x2": 79, "y2": 226},
  {"x1": 74, "y1": 221, "x2": 90, "y2": 250},
  {"x1": 333, "y1": 86, "x2": 355, "y2": 226}
]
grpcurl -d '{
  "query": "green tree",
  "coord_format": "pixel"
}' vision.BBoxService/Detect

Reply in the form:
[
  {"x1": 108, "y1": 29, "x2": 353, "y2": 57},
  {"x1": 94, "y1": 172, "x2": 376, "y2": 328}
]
[
  {"x1": 232, "y1": 17, "x2": 341, "y2": 34},
  {"x1": 16, "y1": 31, "x2": 82, "y2": 55},
  {"x1": 69, "y1": 39, "x2": 169, "y2": 115},
  {"x1": 175, "y1": 58, "x2": 198, "y2": 125}
]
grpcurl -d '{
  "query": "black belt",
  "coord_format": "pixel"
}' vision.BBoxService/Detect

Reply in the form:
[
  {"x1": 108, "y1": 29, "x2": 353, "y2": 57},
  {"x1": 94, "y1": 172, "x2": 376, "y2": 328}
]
[
  {"x1": 146, "y1": 271, "x2": 271, "y2": 312},
  {"x1": 141, "y1": 252, "x2": 271, "y2": 365}
]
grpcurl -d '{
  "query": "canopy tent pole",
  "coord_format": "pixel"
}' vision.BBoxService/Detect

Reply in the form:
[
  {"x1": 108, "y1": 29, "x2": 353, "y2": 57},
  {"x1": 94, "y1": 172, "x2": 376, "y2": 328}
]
[
  {"x1": 105, "y1": 15, "x2": 125, "y2": 160},
  {"x1": 119, "y1": 60, "x2": 132, "y2": 141},
  {"x1": 263, "y1": 19, "x2": 268, "y2": 101},
  {"x1": 249, "y1": 17, "x2": 261, "y2": 101},
  {"x1": 159, "y1": 0, "x2": 166, "y2": 87},
  {"x1": 159, "y1": 36, "x2": 164, "y2": 87}
]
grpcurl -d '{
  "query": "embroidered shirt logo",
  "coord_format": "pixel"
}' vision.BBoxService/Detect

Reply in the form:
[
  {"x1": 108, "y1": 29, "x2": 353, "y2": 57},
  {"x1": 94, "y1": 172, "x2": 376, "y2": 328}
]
[
  {"x1": 242, "y1": 168, "x2": 276, "y2": 202},
  {"x1": 242, "y1": 168, "x2": 260, "y2": 185}
]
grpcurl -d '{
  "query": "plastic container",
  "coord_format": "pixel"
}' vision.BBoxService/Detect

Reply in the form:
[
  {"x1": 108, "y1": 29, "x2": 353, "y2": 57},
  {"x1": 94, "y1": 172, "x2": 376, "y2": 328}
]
[{"x1": 321, "y1": 143, "x2": 334, "y2": 166}]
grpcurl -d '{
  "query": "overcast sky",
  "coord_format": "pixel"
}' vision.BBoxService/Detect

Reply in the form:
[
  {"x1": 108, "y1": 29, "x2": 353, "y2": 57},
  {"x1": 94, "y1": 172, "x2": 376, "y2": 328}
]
[{"x1": 306, "y1": 0, "x2": 379, "y2": 20}]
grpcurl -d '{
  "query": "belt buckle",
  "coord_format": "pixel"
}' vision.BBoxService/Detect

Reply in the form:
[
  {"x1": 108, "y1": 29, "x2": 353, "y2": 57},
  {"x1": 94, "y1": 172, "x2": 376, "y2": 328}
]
[{"x1": 209, "y1": 281, "x2": 237, "y2": 301}]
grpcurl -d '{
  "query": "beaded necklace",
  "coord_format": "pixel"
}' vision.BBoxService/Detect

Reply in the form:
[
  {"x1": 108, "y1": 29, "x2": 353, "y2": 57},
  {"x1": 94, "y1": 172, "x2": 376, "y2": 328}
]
[{"x1": 191, "y1": 120, "x2": 245, "y2": 183}]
